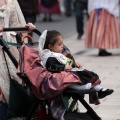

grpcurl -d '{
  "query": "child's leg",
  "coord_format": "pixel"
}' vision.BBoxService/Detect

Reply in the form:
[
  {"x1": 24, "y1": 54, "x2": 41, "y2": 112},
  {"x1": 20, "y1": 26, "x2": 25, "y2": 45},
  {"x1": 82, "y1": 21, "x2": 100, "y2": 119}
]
[
  {"x1": 68, "y1": 83, "x2": 92, "y2": 90},
  {"x1": 93, "y1": 85, "x2": 106, "y2": 91},
  {"x1": 93, "y1": 85, "x2": 114, "y2": 99}
]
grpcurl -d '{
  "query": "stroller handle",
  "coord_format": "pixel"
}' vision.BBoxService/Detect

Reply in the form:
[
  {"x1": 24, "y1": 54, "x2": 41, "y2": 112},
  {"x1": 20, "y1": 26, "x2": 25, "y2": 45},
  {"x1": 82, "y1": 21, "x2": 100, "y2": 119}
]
[{"x1": 3, "y1": 27, "x2": 41, "y2": 36}]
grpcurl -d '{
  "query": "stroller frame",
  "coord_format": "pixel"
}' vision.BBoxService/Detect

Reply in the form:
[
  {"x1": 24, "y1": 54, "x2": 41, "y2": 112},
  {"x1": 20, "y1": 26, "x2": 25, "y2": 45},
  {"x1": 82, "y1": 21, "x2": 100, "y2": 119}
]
[{"x1": 0, "y1": 27, "x2": 102, "y2": 120}]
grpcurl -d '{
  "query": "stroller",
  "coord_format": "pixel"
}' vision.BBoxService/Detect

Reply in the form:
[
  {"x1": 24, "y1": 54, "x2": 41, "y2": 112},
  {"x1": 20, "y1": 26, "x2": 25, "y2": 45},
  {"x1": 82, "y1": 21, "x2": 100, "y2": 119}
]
[{"x1": 0, "y1": 27, "x2": 102, "y2": 120}]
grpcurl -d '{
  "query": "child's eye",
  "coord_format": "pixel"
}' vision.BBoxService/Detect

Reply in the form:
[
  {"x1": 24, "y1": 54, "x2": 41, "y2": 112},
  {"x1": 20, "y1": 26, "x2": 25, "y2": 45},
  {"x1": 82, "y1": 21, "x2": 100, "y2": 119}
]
[
  {"x1": 58, "y1": 43, "x2": 62, "y2": 46},
  {"x1": 57, "y1": 42, "x2": 63, "y2": 46}
]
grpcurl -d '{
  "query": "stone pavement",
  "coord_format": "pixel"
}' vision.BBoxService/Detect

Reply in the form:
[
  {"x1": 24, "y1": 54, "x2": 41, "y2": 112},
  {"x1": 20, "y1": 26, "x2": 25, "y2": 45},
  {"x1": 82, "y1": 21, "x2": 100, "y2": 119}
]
[
  {"x1": 35, "y1": 14, "x2": 120, "y2": 120},
  {"x1": 65, "y1": 36, "x2": 120, "y2": 120}
]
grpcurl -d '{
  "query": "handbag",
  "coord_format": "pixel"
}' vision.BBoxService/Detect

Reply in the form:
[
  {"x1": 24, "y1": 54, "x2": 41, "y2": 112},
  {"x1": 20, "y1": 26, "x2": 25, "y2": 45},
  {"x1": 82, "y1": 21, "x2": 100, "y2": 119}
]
[{"x1": 2, "y1": 48, "x2": 33, "y2": 119}]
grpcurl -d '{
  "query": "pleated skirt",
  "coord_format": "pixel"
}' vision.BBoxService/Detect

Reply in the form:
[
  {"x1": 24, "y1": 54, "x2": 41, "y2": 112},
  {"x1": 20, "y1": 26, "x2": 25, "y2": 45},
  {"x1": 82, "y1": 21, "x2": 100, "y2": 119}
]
[{"x1": 85, "y1": 9, "x2": 120, "y2": 49}]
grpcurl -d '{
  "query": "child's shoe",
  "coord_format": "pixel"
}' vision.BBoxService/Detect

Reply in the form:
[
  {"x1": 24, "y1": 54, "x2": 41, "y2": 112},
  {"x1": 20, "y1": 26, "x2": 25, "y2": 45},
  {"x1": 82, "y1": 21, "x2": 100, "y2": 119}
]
[{"x1": 98, "y1": 89, "x2": 114, "y2": 99}]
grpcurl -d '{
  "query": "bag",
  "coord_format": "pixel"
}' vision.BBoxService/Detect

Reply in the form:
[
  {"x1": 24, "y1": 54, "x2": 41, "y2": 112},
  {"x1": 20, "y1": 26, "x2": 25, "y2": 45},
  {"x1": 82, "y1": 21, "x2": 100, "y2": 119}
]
[
  {"x1": 7, "y1": 79, "x2": 33, "y2": 119},
  {"x1": 0, "y1": 102, "x2": 7, "y2": 120},
  {"x1": 2, "y1": 42, "x2": 34, "y2": 119}
]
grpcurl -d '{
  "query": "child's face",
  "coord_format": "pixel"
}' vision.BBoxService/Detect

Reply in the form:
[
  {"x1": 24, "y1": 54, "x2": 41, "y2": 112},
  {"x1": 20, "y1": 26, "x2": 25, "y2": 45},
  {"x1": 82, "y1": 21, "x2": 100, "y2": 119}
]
[{"x1": 49, "y1": 36, "x2": 64, "y2": 53}]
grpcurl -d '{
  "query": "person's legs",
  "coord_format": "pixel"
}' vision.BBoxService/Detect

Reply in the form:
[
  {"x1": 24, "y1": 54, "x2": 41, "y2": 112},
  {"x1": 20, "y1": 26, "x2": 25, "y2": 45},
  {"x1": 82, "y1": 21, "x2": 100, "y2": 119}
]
[
  {"x1": 71, "y1": 69, "x2": 114, "y2": 99},
  {"x1": 74, "y1": 1, "x2": 84, "y2": 39},
  {"x1": 48, "y1": 14, "x2": 53, "y2": 22},
  {"x1": 43, "y1": 14, "x2": 47, "y2": 22},
  {"x1": 69, "y1": 83, "x2": 113, "y2": 99},
  {"x1": 75, "y1": 15, "x2": 84, "y2": 39},
  {"x1": 64, "y1": 0, "x2": 72, "y2": 17},
  {"x1": 69, "y1": 83, "x2": 92, "y2": 90}
]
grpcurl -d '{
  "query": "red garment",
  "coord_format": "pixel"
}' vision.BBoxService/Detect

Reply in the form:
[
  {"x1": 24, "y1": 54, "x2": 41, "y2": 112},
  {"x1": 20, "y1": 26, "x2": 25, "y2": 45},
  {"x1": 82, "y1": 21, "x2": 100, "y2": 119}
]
[
  {"x1": 19, "y1": 45, "x2": 80, "y2": 100},
  {"x1": 39, "y1": 1, "x2": 61, "y2": 14}
]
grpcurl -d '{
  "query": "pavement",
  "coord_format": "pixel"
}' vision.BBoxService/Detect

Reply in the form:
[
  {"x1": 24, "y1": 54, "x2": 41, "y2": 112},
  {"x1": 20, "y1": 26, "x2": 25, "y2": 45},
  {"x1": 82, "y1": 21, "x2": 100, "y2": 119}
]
[{"x1": 34, "y1": 14, "x2": 120, "y2": 120}]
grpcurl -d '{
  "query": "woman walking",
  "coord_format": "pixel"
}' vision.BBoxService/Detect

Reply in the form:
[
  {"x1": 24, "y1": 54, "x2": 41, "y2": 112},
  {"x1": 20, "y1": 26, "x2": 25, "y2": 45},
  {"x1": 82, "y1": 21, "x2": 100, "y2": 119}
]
[{"x1": 39, "y1": 0, "x2": 61, "y2": 22}]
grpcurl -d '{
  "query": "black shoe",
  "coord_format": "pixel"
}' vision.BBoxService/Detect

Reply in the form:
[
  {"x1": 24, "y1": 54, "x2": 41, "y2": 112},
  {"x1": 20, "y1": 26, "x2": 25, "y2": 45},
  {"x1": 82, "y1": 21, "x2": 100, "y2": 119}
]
[
  {"x1": 98, "y1": 89, "x2": 114, "y2": 99},
  {"x1": 98, "y1": 50, "x2": 112, "y2": 56},
  {"x1": 42, "y1": 17, "x2": 47, "y2": 22},
  {"x1": 48, "y1": 18, "x2": 53, "y2": 22},
  {"x1": 65, "y1": 13, "x2": 72, "y2": 17},
  {"x1": 77, "y1": 34, "x2": 83, "y2": 40}
]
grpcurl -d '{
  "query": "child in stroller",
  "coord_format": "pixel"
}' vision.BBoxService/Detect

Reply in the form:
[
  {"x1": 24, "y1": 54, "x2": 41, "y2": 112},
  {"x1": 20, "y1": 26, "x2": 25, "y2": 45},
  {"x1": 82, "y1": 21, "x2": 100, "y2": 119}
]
[
  {"x1": 38, "y1": 30, "x2": 114, "y2": 104},
  {"x1": 0, "y1": 27, "x2": 113, "y2": 120}
]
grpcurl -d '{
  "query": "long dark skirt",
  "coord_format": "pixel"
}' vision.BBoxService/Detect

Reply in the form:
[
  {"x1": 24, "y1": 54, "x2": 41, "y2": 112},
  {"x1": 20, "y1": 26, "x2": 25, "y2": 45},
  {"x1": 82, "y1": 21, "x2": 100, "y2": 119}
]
[
  {"x1": 73, "y1": 69, "x2": 101, "y2": 105},
  {"x1": 76, "y1": 69, "x2": 100, "y2": 85}
]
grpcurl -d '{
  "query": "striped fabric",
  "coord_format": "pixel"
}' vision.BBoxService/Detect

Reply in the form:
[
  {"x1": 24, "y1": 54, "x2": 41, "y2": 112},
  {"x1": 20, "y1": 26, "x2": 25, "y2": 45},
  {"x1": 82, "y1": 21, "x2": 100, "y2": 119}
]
[{"x1": 85, "y1": 9, "x2": 120, "y2": 49}]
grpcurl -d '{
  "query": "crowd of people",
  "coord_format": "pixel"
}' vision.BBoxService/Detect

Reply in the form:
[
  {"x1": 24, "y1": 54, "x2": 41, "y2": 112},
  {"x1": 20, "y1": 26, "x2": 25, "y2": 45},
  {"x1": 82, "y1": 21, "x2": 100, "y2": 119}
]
[{"x1": 0, "y1": 0, "x2": 119, "y2": 119}]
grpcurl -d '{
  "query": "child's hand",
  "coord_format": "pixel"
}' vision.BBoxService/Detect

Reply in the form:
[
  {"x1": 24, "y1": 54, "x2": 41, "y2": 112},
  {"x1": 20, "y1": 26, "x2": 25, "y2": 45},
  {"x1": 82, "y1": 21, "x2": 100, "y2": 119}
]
[
  {"x1": 75, "y1": 62, "x2": 82, "y2": 68},
  {"x1": 65, "y1": 65, "x2": 72, "y2": 70}
]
